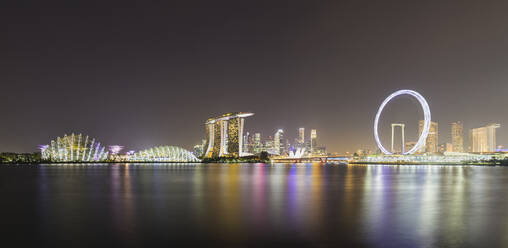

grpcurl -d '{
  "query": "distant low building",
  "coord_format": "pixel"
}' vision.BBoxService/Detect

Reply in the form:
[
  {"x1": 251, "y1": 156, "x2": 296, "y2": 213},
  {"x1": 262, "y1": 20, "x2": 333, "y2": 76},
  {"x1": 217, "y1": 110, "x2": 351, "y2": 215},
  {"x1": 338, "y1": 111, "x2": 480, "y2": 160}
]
[
  {"x1": 193, "y1": 144, "x2": 203, "y2": 157},
  {"x1": 314, "y1": 146, "x2": 327, "y2": 155},
  {"x1": 438, "y1": 143, "x2": 453, "y2": 154},
  {"x1": 405, "y1": 141, "x2": 417, "y2": 154}
]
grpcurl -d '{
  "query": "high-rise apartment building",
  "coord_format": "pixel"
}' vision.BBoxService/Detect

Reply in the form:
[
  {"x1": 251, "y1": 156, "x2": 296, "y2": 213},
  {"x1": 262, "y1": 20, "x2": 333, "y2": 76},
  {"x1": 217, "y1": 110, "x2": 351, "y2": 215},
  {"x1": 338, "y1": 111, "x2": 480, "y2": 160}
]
[
  {"x1": 418, "y1": 120, "x2": 438, "y2": 153},
  {"x1": 469, "y1": 123, "x2": 500, "y2": 153},
  {"x1": 451, "y1": 122, "x2": 464, "y2": 153}
]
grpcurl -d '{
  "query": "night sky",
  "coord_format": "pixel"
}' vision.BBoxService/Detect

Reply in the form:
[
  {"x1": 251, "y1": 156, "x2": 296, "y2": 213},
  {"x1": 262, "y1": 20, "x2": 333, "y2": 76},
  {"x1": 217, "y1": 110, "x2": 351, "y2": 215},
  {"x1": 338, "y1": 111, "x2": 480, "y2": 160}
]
[{"x1": 2, "y1": 0, "x2": 508, "y2": 153}]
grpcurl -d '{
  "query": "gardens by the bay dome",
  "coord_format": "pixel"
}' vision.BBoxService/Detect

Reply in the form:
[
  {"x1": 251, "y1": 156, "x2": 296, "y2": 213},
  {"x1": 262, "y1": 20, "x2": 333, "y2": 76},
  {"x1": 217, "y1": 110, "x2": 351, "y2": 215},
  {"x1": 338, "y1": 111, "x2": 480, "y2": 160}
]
[{"x1": 41, "y1": 133, "x2": 108, "y2": 162}]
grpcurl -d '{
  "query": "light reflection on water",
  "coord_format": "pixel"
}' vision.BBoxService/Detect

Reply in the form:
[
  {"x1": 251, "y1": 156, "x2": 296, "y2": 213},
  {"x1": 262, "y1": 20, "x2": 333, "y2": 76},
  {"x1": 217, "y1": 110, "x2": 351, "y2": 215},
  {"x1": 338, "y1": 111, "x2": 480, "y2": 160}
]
[{"x1": 1, "y1": 163, "x2": 508, "y2": 247}]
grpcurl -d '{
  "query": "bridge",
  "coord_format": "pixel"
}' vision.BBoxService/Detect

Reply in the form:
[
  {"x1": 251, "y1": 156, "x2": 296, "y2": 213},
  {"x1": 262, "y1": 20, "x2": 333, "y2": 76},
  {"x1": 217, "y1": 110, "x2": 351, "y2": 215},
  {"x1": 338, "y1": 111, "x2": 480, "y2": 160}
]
[{"x1": 271, "y1": 156, "x2": 351, "y2": 163}]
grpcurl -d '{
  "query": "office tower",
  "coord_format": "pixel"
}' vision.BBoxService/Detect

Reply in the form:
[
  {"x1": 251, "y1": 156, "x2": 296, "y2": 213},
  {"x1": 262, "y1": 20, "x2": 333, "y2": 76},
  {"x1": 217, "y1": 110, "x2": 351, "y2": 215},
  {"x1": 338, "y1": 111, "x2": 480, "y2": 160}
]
[
  {"x1": 451, "y1": 122, "x2": 464, "y2": 153},
  {"x1": 274, "y1": 129, "x2": 284, "y2": 155},
  {"x1": 264, "y1": 140, "x2": 274, "y2": 152},
  {"x1": 298, "y1": 128, "x2": 305, "y2": 144},
  {"x1": 243, "y1": 132, "x2": 250, "y2": 153},
  {"x1": 310, "y1": 129, "x2": 317, "y2": 152},
  {"x1": 419, "y1": 120, "x2": 438, "y2": 153},
  {"x1": 254, "y1": 133, "x2": 262, "y2": 153},
  {"x1": 469, "y1": 123, "x2": 500, "y2": 153},
  {"x1": 247, "y1": 135, "x2": 255, "y2": 154}
]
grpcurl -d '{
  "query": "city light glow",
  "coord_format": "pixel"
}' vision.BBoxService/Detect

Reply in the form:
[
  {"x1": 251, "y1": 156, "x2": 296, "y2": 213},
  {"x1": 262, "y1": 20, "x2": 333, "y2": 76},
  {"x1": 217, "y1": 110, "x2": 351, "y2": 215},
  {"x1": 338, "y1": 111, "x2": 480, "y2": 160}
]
[{"x1": 109, "y1": 145, "x2": 124, "y2": 155}]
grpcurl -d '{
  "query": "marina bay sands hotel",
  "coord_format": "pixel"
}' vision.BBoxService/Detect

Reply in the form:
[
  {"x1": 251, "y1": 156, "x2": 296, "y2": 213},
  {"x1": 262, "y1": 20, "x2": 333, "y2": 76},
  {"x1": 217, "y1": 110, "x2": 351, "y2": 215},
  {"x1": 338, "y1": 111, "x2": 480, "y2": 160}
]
[{"x1": 203, "y1": 112, "x2": 254, "y2": 158}]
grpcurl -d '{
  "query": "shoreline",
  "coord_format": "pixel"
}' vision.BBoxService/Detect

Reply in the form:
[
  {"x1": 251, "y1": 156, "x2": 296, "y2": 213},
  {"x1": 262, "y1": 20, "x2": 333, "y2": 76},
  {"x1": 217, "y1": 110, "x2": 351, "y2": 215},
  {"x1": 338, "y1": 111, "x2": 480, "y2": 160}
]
[
  {"x1": 348, "y1": 161, "x2": 500, "y2": 166},
  {"x1": 1, "y1": 161, "x2": 507, "y2": 166}
]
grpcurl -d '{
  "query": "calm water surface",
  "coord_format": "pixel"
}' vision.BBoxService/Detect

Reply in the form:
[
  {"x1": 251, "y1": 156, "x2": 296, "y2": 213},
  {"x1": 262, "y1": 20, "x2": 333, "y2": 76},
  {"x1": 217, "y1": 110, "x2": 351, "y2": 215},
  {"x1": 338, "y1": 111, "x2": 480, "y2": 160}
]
[{"x1": 1, "y1": 163, "x2": 508, "y2": 247}]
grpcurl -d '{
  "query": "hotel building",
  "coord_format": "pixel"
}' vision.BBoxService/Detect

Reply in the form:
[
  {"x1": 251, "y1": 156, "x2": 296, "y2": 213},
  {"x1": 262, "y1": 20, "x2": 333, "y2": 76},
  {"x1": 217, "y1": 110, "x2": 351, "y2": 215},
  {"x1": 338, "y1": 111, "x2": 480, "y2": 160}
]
[{"x1": 203, "y1": 112, "x2": 254, "y2": 158}]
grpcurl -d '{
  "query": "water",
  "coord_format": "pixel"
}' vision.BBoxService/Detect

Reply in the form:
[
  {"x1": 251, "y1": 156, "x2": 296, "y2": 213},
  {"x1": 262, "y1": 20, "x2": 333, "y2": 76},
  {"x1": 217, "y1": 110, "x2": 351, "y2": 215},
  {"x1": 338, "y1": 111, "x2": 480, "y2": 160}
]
[{"x1": 1, "y1": 163, "x2": 508, "y2": 247}]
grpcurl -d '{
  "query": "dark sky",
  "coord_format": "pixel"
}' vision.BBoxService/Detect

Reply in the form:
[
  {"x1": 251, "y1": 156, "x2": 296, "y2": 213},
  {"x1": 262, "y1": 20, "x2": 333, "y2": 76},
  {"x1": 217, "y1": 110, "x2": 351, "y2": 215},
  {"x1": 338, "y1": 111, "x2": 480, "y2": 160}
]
[{"x1": 2, "y1": 0, "x2": 508, "y2": 153}]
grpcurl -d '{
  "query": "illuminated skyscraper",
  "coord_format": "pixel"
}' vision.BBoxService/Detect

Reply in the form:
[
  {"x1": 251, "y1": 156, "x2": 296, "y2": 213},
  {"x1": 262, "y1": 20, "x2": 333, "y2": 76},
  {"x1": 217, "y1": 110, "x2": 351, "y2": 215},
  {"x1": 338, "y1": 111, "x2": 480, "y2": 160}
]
[
  {"x1": 203, "y1": 112, "x2": 254, "y2": 158},
  {"x1": 419, "y1": 120, "x2": 438, "y2": 153},
  {"x1": 254, "y1": 132, "x2": 262, "y2": 153},
  {"x1": 243, "y1": 132, "x2": 250, "y2": 153},
  {"x1": 298, "y1": 128, "x2": 305, "y2": 144},
  {"x1": 451, "y1": 121, "x2": 464, "y2": 152},
  {"x1": 274, "y1": 129, "x2": 284, "y2": 155},
  {"x1": 469, "y1": 123, "x2": 500, "y2": 153},
  {"x1": 310, "y1": 129, "x2": 317, "y2": 152},
  {"x1": 247, "y1": 134, "x2": 255, "y2": 154}
]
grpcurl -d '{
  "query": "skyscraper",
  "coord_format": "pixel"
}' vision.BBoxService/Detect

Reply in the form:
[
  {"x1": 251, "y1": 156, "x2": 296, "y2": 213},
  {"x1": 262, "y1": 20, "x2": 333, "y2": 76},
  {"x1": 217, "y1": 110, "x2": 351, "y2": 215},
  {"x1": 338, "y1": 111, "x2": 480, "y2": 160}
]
[
  {"x1": 274, "y1": 129, "x2": 284, "y2": 155},
  {"x1": 419, "y1": 120, "x2": 438, "y2": 153},
  {"x1": 298, "y1": 128, "x2": 305, "y2": 144},
  {"x1": 243, "y1": 132, "x2": 250, "y2": 153},
  {"x1": 310, "y1": 129, "x2": 317, "y2": 152},
  {"x1": 469, "y1": 123, "x2": 500, "y2": 153},
  {"x1": 254, "y1": 133, "x2": 262, "y2": 153},
  {"x1": 247, "y1": 134, "x2": 255, "y2": 154},
  {"x1": 451, "y1": 121, "x2": 464, "y2": 153}
]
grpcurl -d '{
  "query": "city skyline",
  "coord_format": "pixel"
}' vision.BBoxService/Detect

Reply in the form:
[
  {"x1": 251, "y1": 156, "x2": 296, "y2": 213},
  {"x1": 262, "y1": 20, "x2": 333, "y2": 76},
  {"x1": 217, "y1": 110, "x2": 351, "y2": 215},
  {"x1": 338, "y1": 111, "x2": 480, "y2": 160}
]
[
  {"x1": 2, "y1": 0, "x2": 508, "y2": 153},
  {"x1": 0, "y1": 97, "x2": 506, "y2": 154},
  {"x1": 3, "y1": 2, "x2": 508, "y2": 248}
]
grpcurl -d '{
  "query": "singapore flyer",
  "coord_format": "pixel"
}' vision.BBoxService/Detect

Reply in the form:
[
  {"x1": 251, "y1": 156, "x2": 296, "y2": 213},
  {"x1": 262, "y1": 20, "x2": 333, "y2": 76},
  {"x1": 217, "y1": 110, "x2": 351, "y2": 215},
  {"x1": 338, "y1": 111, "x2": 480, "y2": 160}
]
[{"x1": 374, "y1": 89, "x2": 431, "y2": 155}]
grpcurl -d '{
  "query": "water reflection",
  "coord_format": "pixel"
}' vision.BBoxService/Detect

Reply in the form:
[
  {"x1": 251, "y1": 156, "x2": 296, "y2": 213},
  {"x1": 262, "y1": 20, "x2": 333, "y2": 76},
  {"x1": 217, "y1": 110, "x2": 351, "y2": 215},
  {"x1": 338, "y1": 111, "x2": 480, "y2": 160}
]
[
  {"x1": 1, "y1": 163, "x2": 507, "y2": 247},
  {"x1": 110, "y1": 164, "x2": 136, "y2": 245}
]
